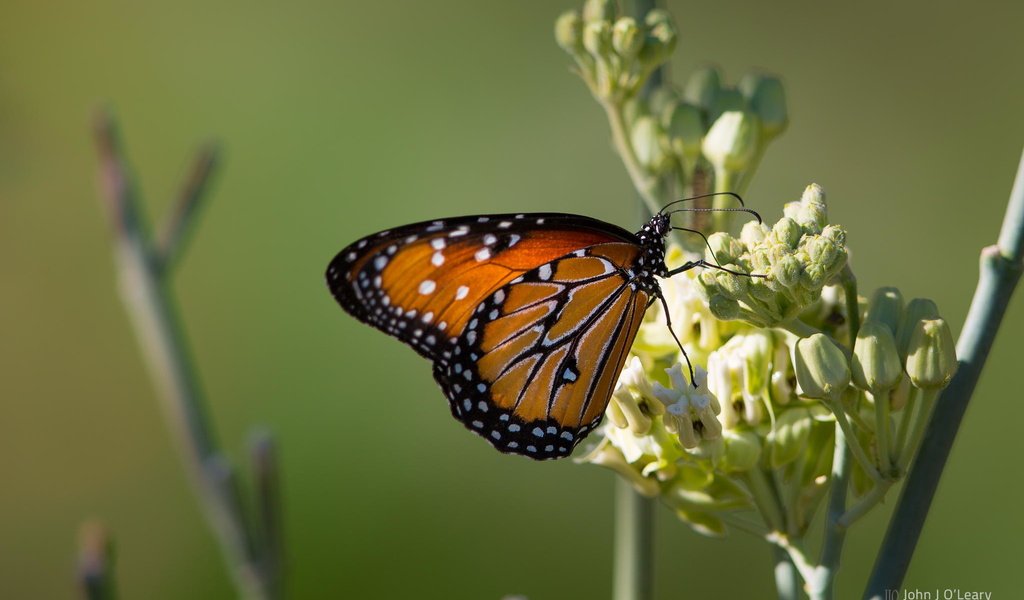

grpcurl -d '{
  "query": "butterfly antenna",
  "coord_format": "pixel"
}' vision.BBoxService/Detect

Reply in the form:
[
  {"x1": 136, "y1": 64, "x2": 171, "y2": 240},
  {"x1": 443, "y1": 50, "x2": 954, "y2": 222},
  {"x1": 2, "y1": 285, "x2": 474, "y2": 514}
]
[
  {"x1": 671, "y1": 226, "x2": 725, "y2": 266},
  {"x1": 659, "y1": 192, "x2": 746, "y2": 215},
  {"x1": 668, "y1": 206, "x2": 763, "y2": 225}
]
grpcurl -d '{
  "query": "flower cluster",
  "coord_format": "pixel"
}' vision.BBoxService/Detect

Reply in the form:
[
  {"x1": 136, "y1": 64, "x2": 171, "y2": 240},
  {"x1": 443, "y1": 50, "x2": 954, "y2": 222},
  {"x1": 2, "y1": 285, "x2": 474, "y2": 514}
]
[{"x1": 579, "y1": 186, "x2": 957, "y2": 538}]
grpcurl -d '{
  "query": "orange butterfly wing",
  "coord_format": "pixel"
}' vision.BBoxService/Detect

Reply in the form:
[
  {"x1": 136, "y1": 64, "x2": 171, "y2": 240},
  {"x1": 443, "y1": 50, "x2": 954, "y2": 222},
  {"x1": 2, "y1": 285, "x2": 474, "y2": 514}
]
[
  {"x1": 327, "y1": 214, "x2": 635, "y2": 361},
  {"x1": 434, "y1": 242, "x2": 650, "y2": 459}
]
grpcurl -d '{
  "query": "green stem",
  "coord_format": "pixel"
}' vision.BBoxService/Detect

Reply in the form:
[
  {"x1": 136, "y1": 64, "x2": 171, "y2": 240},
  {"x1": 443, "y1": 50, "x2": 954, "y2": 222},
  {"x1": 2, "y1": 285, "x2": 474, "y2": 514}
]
[
  {"x1": 827, "y1": 400, "x2": 882, "y2": 484},
  {"x1": 838, "y1": 478, "x2": 894, "y2": 529},
  {"x1": 896, "y1": 387, "x2": 939, "y2": 472},
  {"x1": 613, "y1": 479, "x2": 654, "y2": 600},
  {"x1": 891, "y1": 385, "x2": 918, "y2": 462},
  {"x1": 777, "y1": 318, "x2": 823, "y2": 339},
  {"x1": 744, "y1": 468, "x2": 786, "y2": 533},
  {"x1": 872, "y1": 390, "x2": 893, "y2": 476},
  {"x1": 865, "y1": 148, "x2": 1024, "y2": 597},
  {"x1": 771, "y1": 545, "x2": 800, "y2": 600},
  {"x1": 603, "y1": 99, "x2": 664, "y2": 217},
  {"x1": 712, "y1": 168, "x2": 740, "y2": 231},
  {"x1": 93, "y1": 110, "x2": 276, "y2": 600}
]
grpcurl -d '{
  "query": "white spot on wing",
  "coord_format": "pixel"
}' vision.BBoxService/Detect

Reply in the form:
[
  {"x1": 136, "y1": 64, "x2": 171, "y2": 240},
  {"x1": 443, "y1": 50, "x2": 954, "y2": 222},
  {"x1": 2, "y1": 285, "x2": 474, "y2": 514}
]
[
  {"x1": 431, "y1": 252, "x2": 445, "y2": 267},
  {"x1": 419, "y1": 280, "x2": 436, "y2": 295},
  {"x1": 538, "y1": 264, "x2": 552, "y2": 280},
  {"x1": 474, "y1": 248, "x2": 491, "y2": 261},
  {"x1": 455, "y1": 285, "x2": 469, "y2": 300}
]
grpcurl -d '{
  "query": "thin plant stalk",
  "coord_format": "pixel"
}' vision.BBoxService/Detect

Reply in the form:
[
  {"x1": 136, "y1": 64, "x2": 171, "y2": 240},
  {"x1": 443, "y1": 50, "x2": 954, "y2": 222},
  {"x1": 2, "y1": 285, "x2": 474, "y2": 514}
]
[
  {"x1": 93, "y1": 110, "x2": 281, "y2": 600},
  {"x1": 865, "y1": 147, "x2": 1024, "y2": 597},
  {"x1": 613, "y1": 480, "x2": 655, "y2": 600}
]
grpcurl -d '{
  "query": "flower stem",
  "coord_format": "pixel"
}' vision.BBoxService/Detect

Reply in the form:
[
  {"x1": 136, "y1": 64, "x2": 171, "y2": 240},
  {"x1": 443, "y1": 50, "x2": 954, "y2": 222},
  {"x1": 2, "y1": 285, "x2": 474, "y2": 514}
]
[
  {"x1": 613, "y1": 479, "x2": 654, "y2": 600},
  {"x1": 872, "y1": 390, "x2": 893, "y2": 476},
  {"x1": 865, "y1": 147, "x2": 1024, "y2": 597},
  {"x1": 771, "y1": 545, "x2": 801, "y2": 600},
  {"x1": 896, "y1": 387, "x2": 939, "y2": 473},
  {"x1": 93, "y1": 109, "x2": 278, "y2": 600}
]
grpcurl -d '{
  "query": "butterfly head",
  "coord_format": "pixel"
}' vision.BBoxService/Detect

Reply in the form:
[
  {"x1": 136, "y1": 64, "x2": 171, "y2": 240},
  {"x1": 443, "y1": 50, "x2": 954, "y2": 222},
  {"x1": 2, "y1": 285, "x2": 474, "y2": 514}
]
[{"x1": 635, "y1": 213, "x2": 671, "y2": 279}]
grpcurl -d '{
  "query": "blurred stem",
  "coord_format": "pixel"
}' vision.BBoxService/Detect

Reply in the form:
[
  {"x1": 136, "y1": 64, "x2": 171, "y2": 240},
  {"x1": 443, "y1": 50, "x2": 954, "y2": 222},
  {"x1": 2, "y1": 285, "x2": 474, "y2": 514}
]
[
  {"x1": 771, "y1": 545, "x2": 800, "y2": 600},
  {"x1": 871, "y1": 390, "x2": 893, "y2": 476},
  {"x1": 93, "y1": 109, "x2": 278, "y2": 600},
  {"x1": 866, "y1": 147, "x2": 1024, "y2": 598},
  {"x1": 892, "y1": 386, "x2": 918, "y2": 461},
  {"x1": 604, "y1": 99, "x2": 664, "y2": 217},
  {"x1": 614, "y1": 479, "x2": 654, "y2": 600},
  {"x1": 78, "y1": 521, "x2": 117, "y2": 600}
]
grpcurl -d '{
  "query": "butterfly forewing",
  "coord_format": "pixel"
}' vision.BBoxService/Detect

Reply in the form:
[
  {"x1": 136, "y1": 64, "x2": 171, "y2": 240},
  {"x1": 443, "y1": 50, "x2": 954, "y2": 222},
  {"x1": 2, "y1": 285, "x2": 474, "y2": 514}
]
[
  {"x1": 433, "y1": 242, "x2": 650, "y2": 459},
  {"x1": 326, "y1": 214, "x2": 635, "y2": 361}
]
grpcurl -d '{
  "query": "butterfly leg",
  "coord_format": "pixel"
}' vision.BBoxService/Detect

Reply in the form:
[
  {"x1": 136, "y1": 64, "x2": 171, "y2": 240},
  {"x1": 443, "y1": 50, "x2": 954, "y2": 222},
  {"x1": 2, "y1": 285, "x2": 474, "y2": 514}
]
[
  {"x1": 653, "y1": 287, "x2": 698, "y2": 388},
  {"x1": 667, "y1": 259, "x2": 765, "y2": 278}
]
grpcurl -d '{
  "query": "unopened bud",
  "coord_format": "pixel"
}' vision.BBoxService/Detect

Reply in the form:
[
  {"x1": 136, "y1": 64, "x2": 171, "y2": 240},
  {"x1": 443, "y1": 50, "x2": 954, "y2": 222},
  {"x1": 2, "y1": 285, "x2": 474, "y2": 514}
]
[
  {"x1": 865, "y1": 287, "x2": 904, "y2": 335},
  {"x1": 630, "y1": 116, "x2": 670, "y2": 173},
  {"x1": 683, "y1": 65, "x2": 721, "y2": 111},
  {"x1": 638, "y1": 9, "x2": 677, "y2": 67},
  {"x1": 794, "y1": 333, "x2": 851, "y2": 401},
  {"x1": 582, "y1": 0, "x2": 615, "y2": 23},
  {"x1": 555, "y1": 11, "x2": 584, "y2": 55},
  {"x1": 851, "y1": 321, "x2": 903, "y2": 393},
  {"x1": 739, "y1": 72, "x2": 788, "y2": 140},
  {"x1": 702, "y1": 110, "x2": 760, "y2": 174},
  {"x1": 896, "y1": 298, "x2": 940, "y2": 358},
  {"x1": 582, "y1": 20, "x2": 613, "y2": 59},
  {"x1": 906, "y1": 318, "x2": 957, "y2": 389},
  {"x1": 611, "y1": 17, "x2": 643, "y2": 60}
]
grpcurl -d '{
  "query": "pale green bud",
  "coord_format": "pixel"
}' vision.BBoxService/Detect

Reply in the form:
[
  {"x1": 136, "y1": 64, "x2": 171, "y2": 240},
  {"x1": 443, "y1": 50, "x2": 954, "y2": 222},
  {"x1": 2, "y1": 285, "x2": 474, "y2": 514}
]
[
  {"x1": 865, "y1": 287, "x2": 904, "y2": 335},
  {"x1": 630, "y1": 115, "x2": 670, "y2": 173},
  {"x1": 683, "y1": 65, "x2": 721, "y2": 111},
  {"x1": 740, "y1": 221, "x2": 769, "y2": 247},
  {"x1": 582, "y1": 20, "x2": 613, "y2": 59},
  {"x1": 554, "y1": 11, "x2": 584, "y2": 55},
  {"x1": 767, "y1": 407, "x2": 813, "y2": 468},
  {"x1": 851, "y1": 321, "x2": 903, "y2": 393},
  {"x1": 663, "y1": 101, "x2": 704, "y2": 165},
  {"x1": 702, "y1": 111, "x2": 761, "y2": 174},
  {"x1": 707, "y1": 294, "x2": 741, "y2": 321},
  {"x1": 771, "y1": 254, "x2": 802, "y2": 289},
  {"x1": 741, "y1": 331, "x2": 773, "y2": 401},
  {"x1": 772, "y1": 217, "x2": 803, "y2": 248},
  {"x1": 721, "y1": 429, "x2": 761, "y2": 472},
  {"x1": 794, "y1": 334, "x2": 851, "y2": 401},
  {"x1": 896, "y1": 298, "x2": 940, "y2": 358},
  {"x1": 638, "y1": 9, "x2": 677, "y2": 67},
  {"x1": 739, "y1": 73, "x2": 788, "y2": 140},
  {"x1": 708, "y1": 88, "x2": 748, "y2": 125},
  {"x1": 906, "y1": 318, "x2": 957, "y2": 389},
  {"x1": 716, "y1": 267, "x2": 749, "y2": 300},
  {"x1": 582, "y1": 0, "x2": 615, "y2": 23},
  {"x1": 706, "y1": 231, "x2": 744, "y2": 264},
  {"x1": 611, "y1": 17, "x2": 643, "y2": 60}
]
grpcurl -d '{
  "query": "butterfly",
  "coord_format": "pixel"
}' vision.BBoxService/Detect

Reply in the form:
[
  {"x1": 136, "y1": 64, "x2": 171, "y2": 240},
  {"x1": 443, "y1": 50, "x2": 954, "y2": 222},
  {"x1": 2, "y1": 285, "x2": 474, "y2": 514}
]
[{"x1": 325, "y1": 196, "x2": 760, "y2": 460}]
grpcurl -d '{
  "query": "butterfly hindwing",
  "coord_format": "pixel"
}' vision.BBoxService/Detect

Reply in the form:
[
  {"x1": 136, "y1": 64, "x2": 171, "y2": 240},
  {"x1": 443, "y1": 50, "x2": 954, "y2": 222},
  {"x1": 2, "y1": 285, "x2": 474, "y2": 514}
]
[
  {"x1": 434, "y1": 242, "x2": 650, "y2": 459},
  {"x1": 326, "y1": 213, "x2": 636, "y2": 362}
]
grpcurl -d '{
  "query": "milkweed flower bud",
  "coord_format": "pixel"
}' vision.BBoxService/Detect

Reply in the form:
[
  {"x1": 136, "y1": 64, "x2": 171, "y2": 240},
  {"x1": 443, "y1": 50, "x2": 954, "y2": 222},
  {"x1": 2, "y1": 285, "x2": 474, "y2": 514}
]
[
  {"x1": 708, "y1": 88, "x2": 748, "y2": 126},
  {"x1": 784, "y1": 184, "x2": 828, "y2": 233},
  {"x1": 896, "y1": 298, "x2": 940, "y2": 358},
  {"x1": 651, "y1": 364, "x2": 722, "y2": 448},
  {"x1": 851, "y1": 321, "x2": 903, "y2": 393},
  {"x1": 611, "y1": 17, "x2": 643, "y2": 60},
  {"x1": 865, "y1": 287, "x2": 904, "y2": 334},
  {"x1": 767, "y1": 407, "x2": 814, "y2": 468},
  {"x1": 582, "y1": 0, "x2": 616, "y2": 23},
  {"x1": 638, "y1": 9, "x2": 677, "y2": 67},
  {"x1": 684, "y1": 65, "x2": 721, "y2": 112},
  {"x1": 794, "y1": 333, "x2": 851, "y2": 401},
  {"x1": 555, "y1": 10, "x2": 585, "y2": 56},
  {"x1": 721, "y1": 429, "x2": 761, "y2": 472},
  {"x1": 582, "y1": 20, "x2": 613, "y2": 60},
  {"x1": 702, "y1": 111, "x2": 760, "y2": 174},
  {"x1": 630, "y1": 115, "x2": 671, "y2": 174},
  {"x1": 906, "y1": 318, "x2": 957, "y2": 389},
  {"x1": 739, "y1": 72, "x2": 788, "y2": 140},
  {"x1": 664, "y1": 101, "x2": 705, "y2": 169}
]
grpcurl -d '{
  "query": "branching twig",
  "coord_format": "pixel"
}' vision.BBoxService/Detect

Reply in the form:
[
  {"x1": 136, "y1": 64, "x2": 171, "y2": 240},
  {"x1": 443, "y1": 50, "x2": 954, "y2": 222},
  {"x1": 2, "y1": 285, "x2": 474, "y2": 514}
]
[
  {"x1": 865, "y1": 148, "x2": 1024, "y2": 597},
  {"x1": 93, "y1": 109, "x2": 281, "y2": 600}
]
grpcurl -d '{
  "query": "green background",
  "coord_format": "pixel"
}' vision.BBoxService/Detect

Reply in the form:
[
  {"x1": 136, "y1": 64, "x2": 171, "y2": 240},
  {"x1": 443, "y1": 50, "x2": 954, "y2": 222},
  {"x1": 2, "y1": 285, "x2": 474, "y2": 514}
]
[{"x1": 2, "y1": 1, "x2": 1022, "y2": 597}]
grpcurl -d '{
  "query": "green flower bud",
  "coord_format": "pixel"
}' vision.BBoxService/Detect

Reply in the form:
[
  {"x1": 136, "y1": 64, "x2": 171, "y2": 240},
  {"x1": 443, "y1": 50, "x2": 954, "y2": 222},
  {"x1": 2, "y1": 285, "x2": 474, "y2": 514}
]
[
  {"x1": 663, "y1": 101, "x2": 704, "y2": 166},
  {"x1": 611, "y1": 17, "x2": 643, "y2": 60},
  {"x1": 716, "y1": 267, "x2": 749, "y2": 300},
  {"x1": 906, "y1": 318, "x2": 957, "y2": 389},
  {"x1": 865, "y1": 287, "x2": 904, "y2": 335},
  {"x1": 772, "y1": 217, "x2": 803, "y2": 248},
  {"x1": 896, "y1": 298, "x2": 940, "y2": 358},
  {"x1": 630, "y1": 115, "x2": 670, "y2": 173},
  {"x1": 741, "y1": 331, "x2": 773, "y2": 401},
  {"x1": 794, "y1": 333, "x2": 851, "y2": 401},
  {"x1": 582, "y1": 0, "x2": 615, "y2": 23},
  {"x1": 707, "y1": 294, "x2": 741, "y2": 321},
  {"x1": 706, "y1": 231, "x2": 744, "y2": 264},
  {"x1": 851, "y1": 321, "x2": 903, "y2": 393},
  {"x1": 768, "y1": 407, "x2": 814, "y2": 468},
  {"x1": 782, "y1": 183, "x2": 828, "y2": 233},
  {"x1": 683, "y1": 65, "x2": 721, "y2": 111},
  {"x1": 638, "y1": 9, "x2": 677, "y2": 67},
  {"x1": 771, "y1": 254, "x2": 802, "y2": 289},
  {"x1": 554, "y1": 11, "x2": 584, "y2": 55},
  {"x1": 708, "y1": 87, "x2": 748, "y2": 125},
  {"x1": 702, "y1": 111, "x2": 761, "y2": 174},
  {"x1": 582, "y1": 20, "x2": 613, "y2": 59},
  {"x1": 739, "y1": 73, "x2": 788, "y2": 140},
  {"x1": 721, "y1": 429, "x2": 761, "y2": 472}
]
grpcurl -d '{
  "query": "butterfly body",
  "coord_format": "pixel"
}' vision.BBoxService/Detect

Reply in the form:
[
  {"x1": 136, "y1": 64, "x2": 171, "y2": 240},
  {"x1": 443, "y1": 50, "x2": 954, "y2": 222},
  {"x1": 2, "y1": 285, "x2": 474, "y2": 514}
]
[{"x1": 327, "y1": 212, "x2": 673, "y2": 459}]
